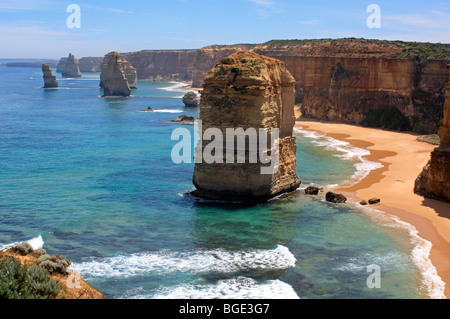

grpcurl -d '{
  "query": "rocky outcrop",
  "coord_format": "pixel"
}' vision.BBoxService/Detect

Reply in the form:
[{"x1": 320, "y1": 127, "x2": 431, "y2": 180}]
[
  {"x1": 100, "y1": 51, "x2": 137, "y2": 91},
  {"x1": 123, "y1": 49, "x2": 197, "y2": 81},
  {"x1": 192, "y1": 51, "x2": 301, "y2": 202},
  {"x1": 42, "y1": 63, "x2": 58, "y2": 88},
  {"x1": 414, "y1": 64, "x2": 450, "y2": 202},
  {"x1": 172, "y1": 114, "x2": 197, "y2": 125},
  {"x1": 325, "y1": 192, "x2": 347, "y2": 203},
  {"x1": 182, "y1": 91, "x2": 199, "y2": 107},
  {"x1": 100, "y1": 52, "x2": 132, "y2": 97},
  {"x1": 1, "y1": 243, "x2": 105, "y2": 299},
  {"x1": 61, "y1": 53, "x2": 81, "y2": 78}
]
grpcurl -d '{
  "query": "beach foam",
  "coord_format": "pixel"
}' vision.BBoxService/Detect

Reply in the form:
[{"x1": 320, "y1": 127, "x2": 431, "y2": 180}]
[
  {"x1": 71, "y1": 245, "x2": 296, "y2": 279},
  {"x1": 123, "y1": 277, "x2": 299, "y2": 299},
  {"x1": 152, "y1": 109, "x2": 183, "y2": 113},
  {"x1": 357, "y1": 204, "x2": 446, "y2": 299},
  {"x1": 294, "y1": 127, "x2": 383, "y2": 187}
]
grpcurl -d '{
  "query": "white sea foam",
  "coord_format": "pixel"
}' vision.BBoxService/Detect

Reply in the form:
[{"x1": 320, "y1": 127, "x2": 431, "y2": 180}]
[
  {"x1": 71, "y1": 245, "x2": 296, "y2": 279},
  {"x1": 356, "y1": 204, "x2": 446, "y2": 299},
  {"x1": 124, "y1": 277, "x2": 299, "y2": 299},
  {"x1": 152, "y1": 109, "x2": 183, "y2": 113},
  {"x1": 0, "y1": 234, "x2": 44, "y2": 251},
  {"x1": 294, "y1": 127, "x2": 383, "y2": 187}
]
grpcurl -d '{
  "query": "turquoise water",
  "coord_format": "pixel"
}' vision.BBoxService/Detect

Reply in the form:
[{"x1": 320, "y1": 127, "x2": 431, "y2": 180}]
[{"x1": 0, "y1": 67, "x2": 439, "y2": 299}]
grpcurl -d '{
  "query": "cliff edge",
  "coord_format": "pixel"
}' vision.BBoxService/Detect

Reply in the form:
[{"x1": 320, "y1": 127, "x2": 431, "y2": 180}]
[{"x1": 414, "y1": 64, "x2": 450, "y2": 202}]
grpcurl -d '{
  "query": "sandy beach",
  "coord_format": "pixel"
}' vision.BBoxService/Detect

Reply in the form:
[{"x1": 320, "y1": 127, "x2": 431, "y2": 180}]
[{"x1": 294, "y1": 109, "x2": 450, "y2": 298}]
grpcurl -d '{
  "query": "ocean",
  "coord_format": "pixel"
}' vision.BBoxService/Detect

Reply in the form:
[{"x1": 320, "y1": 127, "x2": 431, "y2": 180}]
[{"x1": 0, "y1": 66, "x2": 445, "y2": 299}]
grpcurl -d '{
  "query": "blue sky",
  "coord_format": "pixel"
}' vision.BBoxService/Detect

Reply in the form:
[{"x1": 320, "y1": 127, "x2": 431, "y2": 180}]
[{"x1": 1, "y1": 0, "x2": 449, "y2": 58}]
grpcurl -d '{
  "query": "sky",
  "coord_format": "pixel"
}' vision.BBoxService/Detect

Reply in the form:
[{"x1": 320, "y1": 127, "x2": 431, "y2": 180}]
[{"x1": 1, "y1": 0, "x2": 450, "y2": 59}]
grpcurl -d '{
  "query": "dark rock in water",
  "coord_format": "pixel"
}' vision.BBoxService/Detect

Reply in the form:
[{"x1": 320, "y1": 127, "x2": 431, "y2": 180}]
[
  {"x1": 182, "y1": 91, "x2": 199, "y2": 107},
  {"x1": 325, "y1": 192, "x2": 347, "y2": 203},
  {"x1": 140, "y1": 106, "x2": 153, "y2": 112},
  {"x1": 172, "y1": 114, "x2": 197, "y2": 124},
  {"x1": 62, "y1": 53, "x2": 81, "y2": 78},
  {"x1": 360, "y1": 200, "x2": 368, "y2": 205},
  {"x1": 304, "y1": 186, "x2": 319, "y2": 195},
  {"x1": 42, "y1": 63, "x2": 59, "y2": 88},
  {"x1": 368, "y1": 198, "x2": 380, "y2": 205}
]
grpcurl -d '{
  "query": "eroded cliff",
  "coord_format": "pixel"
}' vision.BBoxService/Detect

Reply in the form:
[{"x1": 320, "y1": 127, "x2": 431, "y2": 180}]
[
  {"x1": 414, "y1": 64, "x2": 450, "y2": 202},
  {"x1": 192, "y1": 51, "x2": 301, "y2": 202},
  {"x1": 61, "y1": 53, "x2": 81, "y2": 78}
]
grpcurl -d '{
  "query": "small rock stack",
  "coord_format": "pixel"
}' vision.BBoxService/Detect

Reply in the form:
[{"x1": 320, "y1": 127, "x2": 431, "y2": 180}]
[
  {"x1": 61, "y1": 53, "x2": 82, "y2": 78},
  {"x1": 42, "y1": 63, "x2": 58, "y2": 88}
]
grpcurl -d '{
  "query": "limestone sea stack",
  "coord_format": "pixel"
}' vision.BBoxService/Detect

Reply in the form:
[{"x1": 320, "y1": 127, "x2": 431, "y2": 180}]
[
  {"x1": 61, "y1": 53, "x2": 81, "y2": 78},
  {"x1": 100, "y1": 51, "x2": 134, "y2": 97},
  {"x1": 56, "y1": 57, "x2": 68, "y2": 73},
  {"x1": 414, "y1": 64, "x2": 450, "y2": 202},
  {"x1": 42, "y1": 64, "x2": 58, "y2": 88},
  {"x1": 182, "y1": 91, "x2": 199, "y2": 107},
  {"x1": 100, "y1": 52, "x2": 137, "y2": 89},
  {"x1": 192, "y1": 50, "x2": 301, "y2": 202}
]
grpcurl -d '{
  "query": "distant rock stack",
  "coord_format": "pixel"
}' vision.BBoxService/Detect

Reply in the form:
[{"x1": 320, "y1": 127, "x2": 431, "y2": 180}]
[
  {"x1": 61, "y1": 53, "x2": 81, "y2": 78},
  {"x1": 100, "y1": 51, "x2": 135, "y2": 97},
  {"x1": 100, "y1": 52, "x2": 137, "y2": 90},
  {"x1": 192, "y1": 50, "x2": 301, "y2": 202},
  {"x1": 414, "y1": 64, "x2": 450, "y2": 202},
  {"x1": 42, "y1": 64, "x2": 58, "y2": 88},
  {"x1": 56, "y1": 57, "x2": 68, "y2": 73},
  {"x1": 182, "y1": 91, "x2": 199, "y2": 107}
]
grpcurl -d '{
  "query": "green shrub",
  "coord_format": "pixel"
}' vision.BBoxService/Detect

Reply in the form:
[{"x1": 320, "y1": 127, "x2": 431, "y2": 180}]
[{"x1": 0, "y1": 256, "x2": 61, "y2": 299}]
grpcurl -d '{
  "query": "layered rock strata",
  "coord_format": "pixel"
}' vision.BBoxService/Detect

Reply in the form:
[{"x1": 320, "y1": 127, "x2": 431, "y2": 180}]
[
  {"x1": 414, "y1": 64, "x2": 450, "y2": 202},
  {"x1": 192, "y1": 51, "x2": 301, "y2": 202},
  {"x1": 42, "y1": 64, "x2": 58, "y2": 88},
  {"x1": 100, "y1": 52, "x2": 133, "y2": 97},
  {"x1": 100, "y1": 52, "x2": 137, "y2": 90},
  {"x1": 61, "y1": 53, "x2": 81, "y2": 78}
]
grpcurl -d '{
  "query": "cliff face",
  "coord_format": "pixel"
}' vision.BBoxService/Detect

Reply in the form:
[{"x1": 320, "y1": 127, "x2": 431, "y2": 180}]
[
  {"x1": 192, "y1": 51, "x2": 301, "y2": 201},
  {"x1": 62, "y1": 53, "x2": 81, "y2": 78},
  {"x1": 123, "y1": 49, "x2": 197, "y2": 81},
  {"x1": 78, "y1": 57, "x2": 103, "y2": 72},
  {"x1": 191, "y1": 44, "x2": 257, "y2": 88},
  {"x1": 56, "y1": 58, "x2": 67, "y2": 73},
  {"x1": 42, "y1": 64, "x2": 58, "y2": 88},
  {"x1": 414, "y1": 64, "x2": 450, "y2": 202},
  {"x1": 189, "y1": 40, "x2": 449, "y2": 134},
  {"x1": 100, "y1": 52, "x2": 133, "y2": 97}
]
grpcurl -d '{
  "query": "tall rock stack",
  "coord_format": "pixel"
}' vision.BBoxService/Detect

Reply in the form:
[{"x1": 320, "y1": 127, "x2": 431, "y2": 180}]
[
  {"x1": 414, "y1": 64, "x2": 450, "y2": 202},
  {"x1": 41, "y1": 64, "x2": 58, "y2": 88},
  {"x1": 192, "y1": 50, "x2": 301, "y2": 202},
  {"x1": 61, "y1": 53, "x2": 81, "y2": 77},
  {"x1": 100, "y1": 52, "x2": 137, "y2": 90},
  {"x1": 100, "y1": 51, "x2": 137, "y2": 97}
]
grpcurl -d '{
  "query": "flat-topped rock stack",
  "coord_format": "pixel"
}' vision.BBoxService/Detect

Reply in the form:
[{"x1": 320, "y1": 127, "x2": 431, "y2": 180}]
[
  {"x1": 192, "y1": 50, "x2": 301, "y2": 202},
  {"x1": 42, "y1": 64, "x2": 58, "y2": 88},
  {"x1": 414, "y1": 64, "x2": 450, "y2": 202},
  {"x1": 61, "y1": 53, "x2": 81, "y2": 78},
  {"x1": 100, "y1": 51, "x2": 137, "y2": 97}
]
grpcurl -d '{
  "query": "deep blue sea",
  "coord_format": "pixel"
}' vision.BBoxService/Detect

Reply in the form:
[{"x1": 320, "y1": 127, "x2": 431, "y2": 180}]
[{"x1": 0, "y1": 66, "x2": 445, "y2": 299}]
